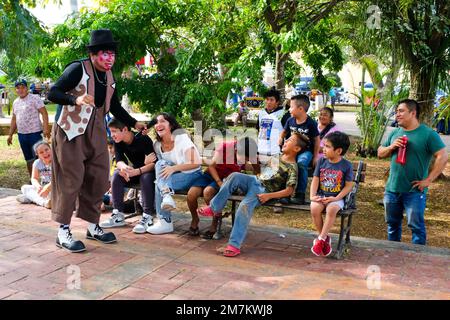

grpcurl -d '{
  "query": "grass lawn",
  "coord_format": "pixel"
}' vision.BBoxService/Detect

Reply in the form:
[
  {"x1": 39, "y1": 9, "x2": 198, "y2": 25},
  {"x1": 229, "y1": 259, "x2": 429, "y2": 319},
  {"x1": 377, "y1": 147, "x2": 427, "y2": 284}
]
[
  {"x1": 45, "y1": 103, "x2": 57, "y2": 115},
  {"x1": 0, "y1": 133, "x2": 449, "y2": 248}
]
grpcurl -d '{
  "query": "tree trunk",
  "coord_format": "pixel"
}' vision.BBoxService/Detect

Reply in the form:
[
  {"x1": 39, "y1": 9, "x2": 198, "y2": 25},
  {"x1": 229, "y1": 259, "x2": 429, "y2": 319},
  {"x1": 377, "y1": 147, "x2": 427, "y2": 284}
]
[
  {"x1": 275, "y1": 47, "x2": 288, "y2": 99},
  {"x1": 409, "y1": 65, "x2": 435, "y2": 125}
]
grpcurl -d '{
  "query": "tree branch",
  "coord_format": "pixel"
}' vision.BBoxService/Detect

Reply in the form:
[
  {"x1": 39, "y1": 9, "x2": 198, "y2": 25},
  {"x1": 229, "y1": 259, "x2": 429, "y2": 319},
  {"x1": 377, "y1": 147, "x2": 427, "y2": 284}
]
[
  {"x1": 263, "y1": 0, "x2": 281, "y2": 33},
  {"x1": 304, "y1": 0, "x2": 345, "y2": 29}
]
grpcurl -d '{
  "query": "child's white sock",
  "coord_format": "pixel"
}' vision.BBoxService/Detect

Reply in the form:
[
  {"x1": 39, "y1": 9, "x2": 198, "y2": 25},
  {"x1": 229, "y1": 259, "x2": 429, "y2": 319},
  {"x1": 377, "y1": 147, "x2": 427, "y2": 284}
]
[
  {"x1": 318, "y1": 235, "x2": 326, "y2": 241},
  {"x1": 143, "y1": 213, "x2": 151, "y2": 220}
]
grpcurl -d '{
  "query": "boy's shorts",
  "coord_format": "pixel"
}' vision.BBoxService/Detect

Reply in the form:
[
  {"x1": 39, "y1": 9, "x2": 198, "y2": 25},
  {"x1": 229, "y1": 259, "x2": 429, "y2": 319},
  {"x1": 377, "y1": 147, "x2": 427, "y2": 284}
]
[
  {"x1": 18, "y1": 131, "x2": 43, "y2": 161},
  {"x1": 324, "y1": 199, "x2": 345, "y2": 210},
  {"x1": 191, "y1": 172, "x2": 220, "y2": 190}
]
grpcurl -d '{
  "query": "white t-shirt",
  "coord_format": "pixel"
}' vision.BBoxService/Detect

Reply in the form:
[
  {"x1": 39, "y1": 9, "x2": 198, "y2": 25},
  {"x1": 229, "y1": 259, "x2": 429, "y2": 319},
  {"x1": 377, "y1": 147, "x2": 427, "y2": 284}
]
[
  {"x1": 257, "y1": 108, "x2": 284, "y2": 155},
  {"x1": 154, "y1": 133, "x2": 201, "y2": 174}
]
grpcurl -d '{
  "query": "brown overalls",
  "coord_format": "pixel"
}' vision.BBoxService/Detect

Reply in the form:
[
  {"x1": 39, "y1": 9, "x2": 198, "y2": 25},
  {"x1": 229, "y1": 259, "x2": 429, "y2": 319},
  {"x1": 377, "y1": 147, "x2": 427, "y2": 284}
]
[{"x1": 51, "y1": 60, "x2": 114, "y2": 225}]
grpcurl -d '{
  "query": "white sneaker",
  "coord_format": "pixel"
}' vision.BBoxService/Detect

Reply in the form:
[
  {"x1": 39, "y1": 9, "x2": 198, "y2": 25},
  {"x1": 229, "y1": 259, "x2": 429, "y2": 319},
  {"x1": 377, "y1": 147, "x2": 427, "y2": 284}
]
[
  {"x1": 100, "y1": 209, "x2": 126, "y2": 228},
  {"x1": 56, "y1": 228, "x2": 86, "y2": 253},
  {"x1": 16, "y1": 194, "x2": 32, "y2": 204},
  {"x1": 161, "y1": 194, "x2": 176, "y2": 211},
  {"x1": 146, "y1": 217, "x2": 174, "y2": 234},
  {"x1": 133, "y1": 215, "x2": 153, "y2": 234}
]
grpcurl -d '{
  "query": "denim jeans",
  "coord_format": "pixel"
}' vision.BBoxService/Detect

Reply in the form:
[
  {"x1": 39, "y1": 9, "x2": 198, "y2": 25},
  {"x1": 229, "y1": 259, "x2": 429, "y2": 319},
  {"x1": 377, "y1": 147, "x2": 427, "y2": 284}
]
[
  {"x1": 210, "y1": 172, "x2": 266, "y2": 249},
  {"x1": 155, "y1": 159, "x2": 202, "y2": 220},
  {"x1": 296, "y1": 151, "x2": 313, "y2": 194},
  {"x1": 111, "y1": 170, "x2": 155, "y2": 215},
  {"x1": 383, "y1": 191, "x2": 427, "y2": 245}
]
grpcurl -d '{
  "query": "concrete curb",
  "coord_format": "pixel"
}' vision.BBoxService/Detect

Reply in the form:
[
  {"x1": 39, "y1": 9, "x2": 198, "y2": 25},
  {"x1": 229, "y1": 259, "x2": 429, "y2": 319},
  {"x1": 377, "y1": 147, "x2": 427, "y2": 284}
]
[{"x1": 171, "y1": 212, "x2": 450, "y2": 257}]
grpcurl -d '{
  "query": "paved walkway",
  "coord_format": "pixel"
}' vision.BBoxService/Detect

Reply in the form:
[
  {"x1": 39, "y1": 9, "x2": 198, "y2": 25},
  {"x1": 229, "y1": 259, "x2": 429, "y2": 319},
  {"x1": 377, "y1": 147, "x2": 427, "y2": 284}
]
[{"x1": 0, "y1": 189, "x2": 448, "y2": 300}]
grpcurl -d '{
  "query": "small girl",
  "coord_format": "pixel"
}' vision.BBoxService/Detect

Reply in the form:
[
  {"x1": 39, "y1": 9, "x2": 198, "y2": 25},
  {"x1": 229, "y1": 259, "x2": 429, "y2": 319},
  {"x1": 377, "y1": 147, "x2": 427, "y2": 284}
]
[{"x1": 16, "y1": 141, "x2": 52, "y2": 209}]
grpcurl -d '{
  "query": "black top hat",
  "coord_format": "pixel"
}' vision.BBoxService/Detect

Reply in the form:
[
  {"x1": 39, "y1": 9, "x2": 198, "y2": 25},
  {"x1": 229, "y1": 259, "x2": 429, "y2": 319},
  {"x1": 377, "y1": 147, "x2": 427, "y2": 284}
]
[{"x1": 86, "y1": 29, "x2": 119, "y2": 51}]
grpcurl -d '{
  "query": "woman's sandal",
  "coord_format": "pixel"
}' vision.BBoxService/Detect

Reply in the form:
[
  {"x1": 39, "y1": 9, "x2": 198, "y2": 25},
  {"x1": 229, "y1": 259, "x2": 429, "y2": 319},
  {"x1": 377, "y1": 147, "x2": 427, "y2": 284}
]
[
  {"x1": 188, "y1": 226, "x2": 200, "y2": 236},
  {"x1": 223, "y1": 244, "x2": 240, "y2": 257},
  {"x1": 197, "y1": 206, "x2": 221, "y2": 217}
]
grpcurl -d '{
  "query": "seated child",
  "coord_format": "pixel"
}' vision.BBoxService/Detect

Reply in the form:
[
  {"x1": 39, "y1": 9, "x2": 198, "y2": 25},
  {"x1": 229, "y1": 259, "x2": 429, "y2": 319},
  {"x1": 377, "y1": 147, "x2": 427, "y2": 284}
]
[
  {"x1": 100, "y1": 118, "x2": 157, "y2": 234},
  {"x1": 310, "y1": 131, "x2": 354, "y2": 257},
  {"x1": 16, "y1": 140, "x2": 52, "y2": 208},
  {"x1": 197, "y1": 132, "x2": 309, "y2": 257},
  {"x1": 187, "y1": 137, "x2": 259, "y2": 238}
]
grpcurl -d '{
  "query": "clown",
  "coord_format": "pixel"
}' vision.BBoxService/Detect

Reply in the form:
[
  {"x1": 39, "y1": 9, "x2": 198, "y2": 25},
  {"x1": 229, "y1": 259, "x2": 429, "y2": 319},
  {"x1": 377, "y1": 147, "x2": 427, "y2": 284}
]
[{"x1": 48, "y1": 29, "x2": 147, "y2": 253}]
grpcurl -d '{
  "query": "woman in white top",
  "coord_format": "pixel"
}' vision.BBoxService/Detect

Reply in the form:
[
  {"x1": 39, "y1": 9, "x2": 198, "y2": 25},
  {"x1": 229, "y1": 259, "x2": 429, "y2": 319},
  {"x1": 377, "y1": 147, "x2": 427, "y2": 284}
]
[{"x1": 145, "y1": 112, "x2": 202, "y2": 234}]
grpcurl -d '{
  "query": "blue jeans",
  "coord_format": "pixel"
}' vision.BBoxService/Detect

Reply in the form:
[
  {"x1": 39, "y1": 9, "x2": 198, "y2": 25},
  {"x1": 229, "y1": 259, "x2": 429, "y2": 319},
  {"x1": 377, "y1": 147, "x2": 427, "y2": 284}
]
[
  {"x1": 296, "y1": 151, "x2": 313, "y2": 194},
  {"x1": 383, "y1": 191, "x2": 427, "y2": 245},
  {"x1": 18, "y1": 131, "x2": 43, "y2": 161},
  {"x1": 210, "y1": 172, "x2": 266, "y2": 249},
  {"x1": 155, "y1": 160, "x2": 202, "y2": 220}
]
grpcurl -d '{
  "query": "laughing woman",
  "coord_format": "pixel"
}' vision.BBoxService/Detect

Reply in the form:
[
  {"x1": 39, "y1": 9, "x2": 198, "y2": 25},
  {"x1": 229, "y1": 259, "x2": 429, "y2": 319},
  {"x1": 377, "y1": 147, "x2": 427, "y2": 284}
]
[{"x1": 145, "y1": 112, "x2": 203, "y2": 234}]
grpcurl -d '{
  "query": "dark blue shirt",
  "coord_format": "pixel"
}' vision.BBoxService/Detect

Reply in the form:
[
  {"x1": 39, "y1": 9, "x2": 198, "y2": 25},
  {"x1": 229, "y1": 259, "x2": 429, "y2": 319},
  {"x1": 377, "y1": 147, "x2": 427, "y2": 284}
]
[{"x1": 283, "y1": 116, "x2": 319, "y2": 153}]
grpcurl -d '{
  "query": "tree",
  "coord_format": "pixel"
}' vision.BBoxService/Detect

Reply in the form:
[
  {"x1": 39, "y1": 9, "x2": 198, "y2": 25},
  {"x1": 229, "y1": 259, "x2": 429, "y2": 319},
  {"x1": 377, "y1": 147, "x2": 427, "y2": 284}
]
[
  {"x1": 38, "y1": 0, "x2": 345, "y2": 131},
  {"x1": 347, "y1": 0, "x2": 450, "y2": 124},
  {"x1": 0, "y1": 0, "x2": 47, "y2": 80}
]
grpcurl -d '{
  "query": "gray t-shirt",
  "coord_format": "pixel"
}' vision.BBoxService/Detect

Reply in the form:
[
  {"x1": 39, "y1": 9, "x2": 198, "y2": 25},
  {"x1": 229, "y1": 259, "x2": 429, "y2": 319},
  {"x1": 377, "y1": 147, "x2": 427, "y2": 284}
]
[
  {"x1": 313, "y1": 157, "x2": 353, "y2": 197},
  {"x1": 33, "y1": 159, "x2": 52, "y2": 186}
]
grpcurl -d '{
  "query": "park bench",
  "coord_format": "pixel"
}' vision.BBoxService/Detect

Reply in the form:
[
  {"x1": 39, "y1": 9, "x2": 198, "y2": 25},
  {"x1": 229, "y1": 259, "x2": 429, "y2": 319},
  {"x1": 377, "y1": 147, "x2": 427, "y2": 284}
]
[{"x1": 124, "y1": 160, "x2": 366, "y2": 259}]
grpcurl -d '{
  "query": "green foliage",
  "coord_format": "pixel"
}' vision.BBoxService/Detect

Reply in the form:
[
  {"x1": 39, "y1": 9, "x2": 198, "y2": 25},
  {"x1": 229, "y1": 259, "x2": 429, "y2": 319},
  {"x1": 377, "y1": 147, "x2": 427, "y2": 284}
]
[
  {"x1": 0, "y1": 0, "x2": 48, "y2": 80},
  {"x1": 434, "y1": 96, "x2": 450, "y2": 132},
  {"x1": 355, "y1": 90, "x2": 394, "y2": 158}
]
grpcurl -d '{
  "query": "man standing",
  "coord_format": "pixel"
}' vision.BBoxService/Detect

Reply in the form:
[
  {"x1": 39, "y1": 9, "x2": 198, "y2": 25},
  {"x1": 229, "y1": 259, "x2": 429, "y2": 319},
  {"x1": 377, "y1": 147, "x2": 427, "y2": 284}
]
[
  {"x1": 47, "y1": 29, "x2": 146, "y2": 253},
  {"x1": 7, "y1": 79, "x2": 50, "y2": 176},
  {"x1": 378, "y1": 99, "x2": 447, "y2": 245}
]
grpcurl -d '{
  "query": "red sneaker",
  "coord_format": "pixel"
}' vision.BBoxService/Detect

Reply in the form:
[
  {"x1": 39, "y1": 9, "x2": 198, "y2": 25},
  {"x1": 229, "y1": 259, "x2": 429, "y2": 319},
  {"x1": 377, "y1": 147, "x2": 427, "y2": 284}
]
[
  {"x1": 311, "y1": 238, "x2": 324, "y2": 256},
  {"x1": 322, "y1": 236, "x2": 332, "y2": 256}
]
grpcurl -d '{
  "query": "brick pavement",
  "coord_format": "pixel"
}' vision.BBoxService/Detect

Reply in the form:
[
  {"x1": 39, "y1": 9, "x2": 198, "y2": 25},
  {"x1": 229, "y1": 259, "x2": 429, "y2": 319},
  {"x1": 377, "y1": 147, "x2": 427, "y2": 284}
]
[{"x1": 0, "y1": 189, "x2": 449, "y2": 300}]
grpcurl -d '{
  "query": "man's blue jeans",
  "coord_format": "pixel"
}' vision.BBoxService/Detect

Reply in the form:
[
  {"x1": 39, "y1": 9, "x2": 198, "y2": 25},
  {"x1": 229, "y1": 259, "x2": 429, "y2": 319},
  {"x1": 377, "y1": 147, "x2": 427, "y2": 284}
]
[
  {"x1": 296, "y1": 151, "x2": 313, "y2": 194},
  {"x1": 155, "y1": 160, "x2": 202, "y2": 220},
  {"x1": 383, "y1": 191, "x2": 427, "y2": 245},
  {"x1": 210, "y1": 172, "x2": 266, "y2": 249}
]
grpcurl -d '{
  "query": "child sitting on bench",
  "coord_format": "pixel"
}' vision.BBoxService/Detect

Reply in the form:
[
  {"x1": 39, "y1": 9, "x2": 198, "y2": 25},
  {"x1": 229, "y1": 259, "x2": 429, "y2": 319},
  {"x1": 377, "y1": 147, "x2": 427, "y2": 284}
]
[
  {"x1": 310, "y1": 131, "x2": 353, "y2": 257},
  {"x1": 197, "y1": 132, "x2": 309, "y2": 257}
]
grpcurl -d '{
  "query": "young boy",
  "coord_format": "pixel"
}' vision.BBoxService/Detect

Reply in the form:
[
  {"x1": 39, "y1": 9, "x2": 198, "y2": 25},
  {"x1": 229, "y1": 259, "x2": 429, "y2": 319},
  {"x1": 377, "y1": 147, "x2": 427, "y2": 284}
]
[
  {"x1": 310, "y1": 131, "x2": 354, "y2": 257},
  {"x1": 197, "y1": 132, "x2": 309, "y2": 257},
  {"x1": 257, "y1": 88, "x2": 290, "y2": 157},
  {"x1": 187, "y1": 137, "x2": 259, "y2": 239},
  {"x1": 278, "y1": 94, "x2": 320, "y2": 205},
  {"x1": 100, "y1": 118, "x2": 156, "y2": 234}
]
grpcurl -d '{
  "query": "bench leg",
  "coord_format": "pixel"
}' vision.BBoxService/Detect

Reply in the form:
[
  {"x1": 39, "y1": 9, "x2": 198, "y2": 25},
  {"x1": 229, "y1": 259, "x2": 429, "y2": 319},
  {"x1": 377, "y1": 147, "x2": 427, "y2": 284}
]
[
  {"x1": 345, "y1": 214, "x2": 353, "y2": 245},
  {"x1": 213, "y1": 217, "x2": 223, "y2": 240},
  {"x1": 214, "y1": 201, "x2": 237, "y2": 240},
  {"x1": 231, "y1": 201, "x2": 236, "y2": 227},
  {"x1": 124, "y1": 189, "x2": 142, "y2": 220},
  {"x1": 334, "y1": 214, "x2": 347, "y2": 260}
]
